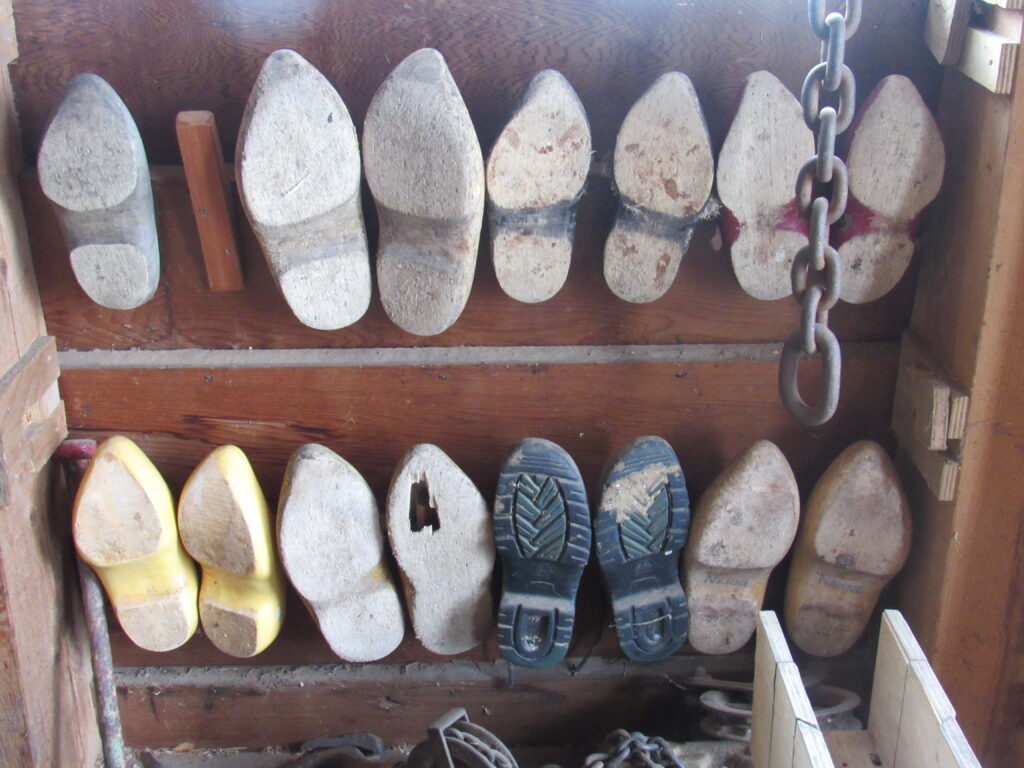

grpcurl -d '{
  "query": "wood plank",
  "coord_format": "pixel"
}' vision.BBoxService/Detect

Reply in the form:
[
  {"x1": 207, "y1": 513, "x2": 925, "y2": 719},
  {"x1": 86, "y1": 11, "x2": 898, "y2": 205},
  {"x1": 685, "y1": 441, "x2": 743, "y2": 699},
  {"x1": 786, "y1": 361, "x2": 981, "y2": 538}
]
[
  {"x1": 9, "y1": 0, "x2": 943, "y2": 165},
  {"x1": 901, "y1": 53, "x2": 1024, "y2": 765},
  {"x1": 0, "y1": 336, "x2": 64, "y2": 505},
  {"x1": 893, "y1": 661, "x2": 979, "y2": 768},
  {"x1": 957, "y1": 27, "x2": 1018, "y2": 94},
  {"x1": 793, "y1": 719, "x2": 833, "y2": 768},
  {"x1": 0, "y1": 462, "x2": 100, "y2": 767},
  {"x1": 823, "y1": 730, "x2": 879, "y2": 768},
  {"x1": 867, "y1": 611, "x2": 919, "y2": 767},
  {"x1": 770, "y1": 662, "x2": 815, "y2": 768},
  {"x1": 115, "y1": 656, "x2": 753, "y2": 750},
  {"x1": 0, "y1": 67, "x2": 44, "y2": 373},
  {"x1": 175, "y1": 112, "x2": 243, "y2": 292},
  {"x1": 20, "y1": 168, "x2": 919, "y2": 351},
  {"x1": 925, "y1": 0, "x2": 971, "y2": 66},
  {"x1": 752, "y1": 612, "x2": 791, "y2": 768},
  {"x1": 55, "y1": 355, "x2": 898, "y2": 667}
]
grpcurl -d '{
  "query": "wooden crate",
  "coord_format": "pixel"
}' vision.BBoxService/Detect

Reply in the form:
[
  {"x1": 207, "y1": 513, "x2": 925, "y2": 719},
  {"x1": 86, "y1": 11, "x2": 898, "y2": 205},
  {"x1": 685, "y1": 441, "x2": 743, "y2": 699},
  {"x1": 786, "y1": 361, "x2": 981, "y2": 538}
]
[
  {"x1": 0, "y1": 1, "x2": 1021, "y2": 766},
  {"x1": 752, "y1": 611, "x2": 980, "y2": 768}
]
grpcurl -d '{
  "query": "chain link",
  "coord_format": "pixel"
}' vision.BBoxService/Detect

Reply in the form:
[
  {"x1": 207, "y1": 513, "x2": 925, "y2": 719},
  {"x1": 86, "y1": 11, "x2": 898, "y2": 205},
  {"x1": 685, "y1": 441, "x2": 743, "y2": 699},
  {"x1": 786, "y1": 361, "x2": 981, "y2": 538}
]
[
  {"x1": 584, "y1": 730, "x2": 688, "y2": 768},
  {"x1": 779, "y1": 0, "x2": 859, "y2": 426}
]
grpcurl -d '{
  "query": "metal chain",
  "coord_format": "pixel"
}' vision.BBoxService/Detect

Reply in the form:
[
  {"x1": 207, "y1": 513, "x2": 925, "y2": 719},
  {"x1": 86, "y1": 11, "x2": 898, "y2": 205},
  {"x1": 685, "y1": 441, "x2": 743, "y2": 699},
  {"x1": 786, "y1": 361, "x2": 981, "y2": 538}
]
[
  {"x1": 779, "y1": 0, "x2": 860, "y2": 426},
  {"x1": 583, "y1": 730, "x2": 688, "y2": 768}
]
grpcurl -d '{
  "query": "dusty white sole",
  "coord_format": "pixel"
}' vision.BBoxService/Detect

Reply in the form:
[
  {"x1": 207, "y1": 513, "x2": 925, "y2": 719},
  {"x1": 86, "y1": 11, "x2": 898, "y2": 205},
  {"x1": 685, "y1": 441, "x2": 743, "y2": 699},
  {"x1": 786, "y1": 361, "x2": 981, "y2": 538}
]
[
  {"x1": 684, "y1": 440, "x2": 799, "y2": 655},
  {"x1": 236, "y1": 49, "x2": 370, "y2": 330},
  {"x1": 784, "y1": 441, "x2": 912, "y2": 656},
  {"x1": 385, "y1": 444, "x2": 494, "y2": 655},
  {"x1": 38, "y1": 74, "x2": 159, "y2": 310},
  {"x1": 839, "y1": 75, "x2": 944, "y2": 304},
  {"x1": 716, "y1": 71, "x2": 813, "y2": 301},
  {"x1": 278, "y1": 443, "x2": 405, "y2": 662},
  {"x1": 363, "y1": 49, "x2": 484, "y2": 336},
  {"x1": 486, "y1": 69, "x2": 591, "y2": 303},
  {"x1": 604, "y1": 72, "x2": 713, "y2": 303}
]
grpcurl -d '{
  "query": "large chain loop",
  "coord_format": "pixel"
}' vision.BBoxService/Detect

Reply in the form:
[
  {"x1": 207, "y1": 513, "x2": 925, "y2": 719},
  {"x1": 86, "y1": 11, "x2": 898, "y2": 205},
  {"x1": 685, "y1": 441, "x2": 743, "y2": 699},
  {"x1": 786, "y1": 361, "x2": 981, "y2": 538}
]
[{"x1": 780, "y1": 0, "x2": 859, "y2": 426}]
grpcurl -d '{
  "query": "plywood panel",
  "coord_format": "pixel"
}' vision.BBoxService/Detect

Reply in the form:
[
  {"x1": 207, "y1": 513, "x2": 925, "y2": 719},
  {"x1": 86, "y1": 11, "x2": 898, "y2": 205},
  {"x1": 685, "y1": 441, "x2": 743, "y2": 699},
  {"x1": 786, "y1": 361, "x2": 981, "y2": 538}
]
[{"x1": 21, "y1": 169, "x2": 919, "y2": 352}]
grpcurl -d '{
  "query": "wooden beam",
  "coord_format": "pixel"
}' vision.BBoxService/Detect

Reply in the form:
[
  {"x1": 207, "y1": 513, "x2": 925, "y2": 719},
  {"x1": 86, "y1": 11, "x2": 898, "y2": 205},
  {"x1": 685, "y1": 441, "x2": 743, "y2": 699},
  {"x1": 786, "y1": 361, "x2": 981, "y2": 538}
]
[
  {"x1": 901, "y1": 48, "x2": 1024, "y2": 763},
  {"x1": 0, "y1": 336, "x2": 64, "y2": 505},
  {"x1": 175, "y1": 111, "x2": 243, "y2": 292}
]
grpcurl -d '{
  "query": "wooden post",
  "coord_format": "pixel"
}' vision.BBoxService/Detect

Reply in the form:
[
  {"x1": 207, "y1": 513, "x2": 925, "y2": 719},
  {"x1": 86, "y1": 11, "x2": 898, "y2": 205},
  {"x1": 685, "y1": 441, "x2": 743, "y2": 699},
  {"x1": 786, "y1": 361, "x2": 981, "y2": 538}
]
[{"x1": 175, "y1": 110, "x2": 244, "y2": 291}]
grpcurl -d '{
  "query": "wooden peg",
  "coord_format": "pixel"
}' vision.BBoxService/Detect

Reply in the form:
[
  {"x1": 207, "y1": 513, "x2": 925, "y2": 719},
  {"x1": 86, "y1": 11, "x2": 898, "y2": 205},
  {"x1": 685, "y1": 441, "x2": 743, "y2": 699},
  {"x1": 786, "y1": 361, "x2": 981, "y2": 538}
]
[{"x1": 175, "y1": 110, "x2": 244, "y2": 291}]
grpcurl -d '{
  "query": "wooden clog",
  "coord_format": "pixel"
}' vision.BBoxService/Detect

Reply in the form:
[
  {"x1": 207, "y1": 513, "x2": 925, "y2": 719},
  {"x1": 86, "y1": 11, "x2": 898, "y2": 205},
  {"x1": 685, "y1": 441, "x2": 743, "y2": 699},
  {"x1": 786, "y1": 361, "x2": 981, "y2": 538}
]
[
  {"x1": 716, "y1": 71, "x2": 814, "y2": 300},
  {"x1": 385, "y1": 444, "x2": 494, "y2": 654},
  {"x1": 486, "y1": 70, "x2": 591, "y2": 303},
  {"x1": 784, "y1": 441, "x2": 912, "y2": 656},
  {"x1": 836, "y1": 75, "x2": 944, "y2": 303},
  {"x1": 236, "y1": 49, "x2": 370, "y2": 329},
  {"x1": 684, "y1": 440, "x2": 800, "y2": 655},
  {"x1": 363, "y1": 49, "x2": 484, "y2": 336},
  {"x1": 72, "y1": 436, "x2": 198, "y2": 652},
  {"x1": 38, "y1": 74, "x2": 160, "y2": 310},
  {"x1": 277, "y1": 444, "x2": 404, "y2": 662},
  {"x1": 178, "y1": 445, "x2": 285, "y2": 657},
  {"x1": 604, "y1": 73, "x2": 713, "y2": 303}
]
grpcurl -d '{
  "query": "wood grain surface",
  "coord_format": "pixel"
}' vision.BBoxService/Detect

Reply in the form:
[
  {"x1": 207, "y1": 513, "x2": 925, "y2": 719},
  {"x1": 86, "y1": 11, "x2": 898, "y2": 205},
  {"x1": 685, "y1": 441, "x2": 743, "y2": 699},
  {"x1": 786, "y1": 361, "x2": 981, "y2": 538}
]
[
  {"x1": 56, "y1": 356, "x2": 899, "y2": 667},
  {"x1": 22, "y1": 168, "x2": 919, "y2": 351},
  {"x1": 114, "y1": 655, "x2": 752, "y2": 750},
  {"x1": 9, "y1": 0, "x2": 942, "y2": 165}
]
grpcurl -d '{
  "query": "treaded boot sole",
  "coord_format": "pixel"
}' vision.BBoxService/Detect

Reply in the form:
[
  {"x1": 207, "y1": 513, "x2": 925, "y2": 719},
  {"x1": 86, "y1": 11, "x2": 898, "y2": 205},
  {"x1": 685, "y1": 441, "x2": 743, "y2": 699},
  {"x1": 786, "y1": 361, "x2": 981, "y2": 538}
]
[
  {"x1": 494, "y1": 437, "x2": 590, "y2": 668},
  {"x1": 596, "y1": 436, "x2": 690, "y2": 661}
]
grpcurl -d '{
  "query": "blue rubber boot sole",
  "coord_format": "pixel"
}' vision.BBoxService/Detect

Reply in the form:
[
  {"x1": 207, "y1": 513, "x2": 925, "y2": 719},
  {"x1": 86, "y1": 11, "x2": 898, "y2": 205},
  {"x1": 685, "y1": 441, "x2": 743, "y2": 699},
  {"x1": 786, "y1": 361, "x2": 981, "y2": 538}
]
[
  {"x1": 595, "y1": 436, "x2": 690, "y2": 662},
  {"x1": 494, "y1": 438, "x2": 590, "y2": 668}
]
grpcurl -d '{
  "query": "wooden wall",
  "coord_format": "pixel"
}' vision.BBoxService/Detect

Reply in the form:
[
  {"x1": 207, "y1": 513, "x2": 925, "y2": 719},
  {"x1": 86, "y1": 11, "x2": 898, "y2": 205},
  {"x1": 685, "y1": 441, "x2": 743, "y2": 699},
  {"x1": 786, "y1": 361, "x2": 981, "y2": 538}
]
[
  {"x1": 9, "y1": 0, "x2": 948, "y2": 754},
  {"x1": 0, "y1": 1, "x2": 99, "y2": 765}
]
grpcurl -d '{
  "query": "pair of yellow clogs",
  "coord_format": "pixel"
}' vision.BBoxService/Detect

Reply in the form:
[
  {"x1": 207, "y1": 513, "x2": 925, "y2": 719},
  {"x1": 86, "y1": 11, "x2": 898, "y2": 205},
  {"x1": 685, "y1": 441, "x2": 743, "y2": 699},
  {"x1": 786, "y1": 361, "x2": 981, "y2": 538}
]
[{"x1": 72, "y1": 436, "x2": 284, "y2": 656}]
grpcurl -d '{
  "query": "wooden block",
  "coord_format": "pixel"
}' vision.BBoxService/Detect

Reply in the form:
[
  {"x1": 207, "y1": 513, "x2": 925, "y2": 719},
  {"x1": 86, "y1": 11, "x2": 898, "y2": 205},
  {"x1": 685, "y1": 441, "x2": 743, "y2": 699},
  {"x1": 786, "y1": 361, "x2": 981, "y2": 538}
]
[
  {"x1": 893, "y1": 336, "x2": 967, "y2": 501},
  {"x1": 823, "y1": 730, "x2": 880, "y2": 768},
  {"x1": 175, "y1": 111, "x2": 243, "y2": 292},
  {"x1": 893, "y1": 336, "x2": 952, "y2": 451},
  {"x1": 793, "y1": 719, "x2": 834, "y2": 768},
  {"x1": 0, "y1": 336, "x2": 66, "y2": 505},
  {"x1": 925, "y1": 0, "x2": 971, "y2": 65},
  {"x1": 900, "y1": 438, "x2": 960, "y2": 501},
  {"x1": 958, "y1": 27, "x2": 1019, "y2": 94},
  {"x1": 947, "y1": 390, "x2": 969, "y2": 440}
]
